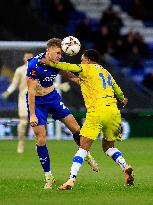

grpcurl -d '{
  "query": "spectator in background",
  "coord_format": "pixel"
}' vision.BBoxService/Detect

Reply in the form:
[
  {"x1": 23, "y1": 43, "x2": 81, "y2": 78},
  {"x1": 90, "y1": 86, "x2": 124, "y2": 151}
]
[
  {"x1": 0, "y1": 0, "x2": 61, "y2": 40},
  {"x1": 99, "y1": 5, "x2": 123, "y2": 40},
  {"x1": 44, "y1": 0, "x2": 75, "y2": 26},
  {"x1": 124, "y1": 45, "x2": 143, "y2": 70},
  {"x1": 133, "y1": 32, "x2": 150, "y2": 59},
  {"x1": 129, "y1": 0, "x2": 153, "y2": 20},
  {"x1": 112, "y1": 37, "x2": 125, "y2": 63},
  {"x1": 112, "y1": 31, "x2": 149, "y2": 68},
  {"x1": 75, "y1": 16, "x2": 95, "y2": 41},
  {"x1": 94, "y1": 25, "x2": 112, "y2": 55},
  {"x1": 143, "y1": 71, "x2": 153, "y2": 91}
]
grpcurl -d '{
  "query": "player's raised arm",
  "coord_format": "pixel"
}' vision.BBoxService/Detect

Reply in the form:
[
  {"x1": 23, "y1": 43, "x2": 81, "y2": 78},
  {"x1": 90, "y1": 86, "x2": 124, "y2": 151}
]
[
  {"x1": 41, "y1": 58, "x2": 83, "y2": 73},
  {"x1": 53, "y1": 62, "x2": 82, "y2": 72}
]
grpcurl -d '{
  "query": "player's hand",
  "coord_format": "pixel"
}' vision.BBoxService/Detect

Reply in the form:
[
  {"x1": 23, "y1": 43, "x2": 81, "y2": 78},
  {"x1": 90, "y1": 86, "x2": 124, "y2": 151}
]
[
  {"x1": 30, "y1": 115, "x2": 38, "y2": 127},
  {"x1": 1, "y1": 91, "x2": 9, "y2": 99},
  {"x1": 58, "y1": 82, "x2": 71, "y2": 92},
  {"x1": 121, "y1": 98, "x2": 128, "y2": 107}
]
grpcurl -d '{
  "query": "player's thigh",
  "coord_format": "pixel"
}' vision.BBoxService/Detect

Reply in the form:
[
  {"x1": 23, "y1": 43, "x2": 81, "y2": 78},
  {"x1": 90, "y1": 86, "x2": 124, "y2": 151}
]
[
  {"x1": 26, "y1": 97, "x2": 48, "y2": 126},
  {"x1": 34, "y1": 106, "x2": 48, "y2": 125},
  {"x1": 60, "y1": 114, "x2": 80, "y2": 133},
  {"x1": 27, "y1": 106, "x2": 48, "y2": 126},
  {"x1": 80, "y1": 112, "x2": 102, "y2": 140},
  {"x1": 51, "y1": 101, "x2": 71, "y2": 120},
  {"x1": 103, "y1": 109, "x2": 122, "y2": 141}
]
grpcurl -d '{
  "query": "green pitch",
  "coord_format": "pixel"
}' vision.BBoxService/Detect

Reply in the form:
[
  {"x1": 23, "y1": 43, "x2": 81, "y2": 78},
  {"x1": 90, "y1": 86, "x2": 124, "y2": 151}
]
[{"x1": 0, "y1": 138, "x2": 153, "y2": 205}]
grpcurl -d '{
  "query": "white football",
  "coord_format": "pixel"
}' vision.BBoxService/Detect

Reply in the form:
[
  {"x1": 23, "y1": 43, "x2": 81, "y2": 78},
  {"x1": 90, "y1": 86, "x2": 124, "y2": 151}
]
[{"x1": 61, "y1": 36, "x2": 81, "y2": 56}]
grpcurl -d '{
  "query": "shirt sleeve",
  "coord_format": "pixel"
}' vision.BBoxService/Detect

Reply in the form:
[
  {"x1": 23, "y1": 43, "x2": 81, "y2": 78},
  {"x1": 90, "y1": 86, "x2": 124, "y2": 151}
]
[
  {"x1": 112, "y1": 76, "x2": 124, "y2": 102},
  {"x1": 26, "y1": 60, "x2": 38, "y2": 80},
  {"x1": 7, "y1": 69, "x2": 20, "y2": 94},
  {"x1": 49, "y1": 62, "x2": 83, "y2": 73}
]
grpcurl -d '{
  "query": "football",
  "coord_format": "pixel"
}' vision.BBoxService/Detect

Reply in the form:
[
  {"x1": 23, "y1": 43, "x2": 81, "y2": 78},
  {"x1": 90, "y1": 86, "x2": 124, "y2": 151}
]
[{"x1": 61, "y1": 36, "x2": 81, "y2": 56}]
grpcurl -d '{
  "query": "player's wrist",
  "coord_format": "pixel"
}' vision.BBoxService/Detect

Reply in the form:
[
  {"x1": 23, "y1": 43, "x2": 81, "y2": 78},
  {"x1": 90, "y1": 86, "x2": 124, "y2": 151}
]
[
  {"x1": 30, "y1": 113, "x2": 36, "y2": 117},
  {"x1": 2, "y1": 91, "x2": 10, "y2": 99},
  {"x1": 121, "y1": 98, "x2": 128, "y2": 107}
]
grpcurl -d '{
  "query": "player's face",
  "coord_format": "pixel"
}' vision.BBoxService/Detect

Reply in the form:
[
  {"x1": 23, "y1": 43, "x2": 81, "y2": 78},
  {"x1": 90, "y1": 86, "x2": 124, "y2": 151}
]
[
  {"x1": 46, "y1": 46, "x2": 62, "y2": 63},
  {"x1": 81, "y1": 54, "x2": 90, "y2": 64}
]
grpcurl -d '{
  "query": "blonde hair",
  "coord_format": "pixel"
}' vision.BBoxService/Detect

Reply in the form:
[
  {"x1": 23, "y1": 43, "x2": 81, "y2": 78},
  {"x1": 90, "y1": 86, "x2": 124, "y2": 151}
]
[{"x1": 47, "y1": 38, "x2": 62, "y2": 48}]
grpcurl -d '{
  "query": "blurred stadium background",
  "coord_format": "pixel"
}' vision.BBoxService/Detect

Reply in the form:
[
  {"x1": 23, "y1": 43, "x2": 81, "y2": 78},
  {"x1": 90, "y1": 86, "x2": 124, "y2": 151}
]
[{"x1": 0, "y1": 0, "x2": 153, "y2": 139}]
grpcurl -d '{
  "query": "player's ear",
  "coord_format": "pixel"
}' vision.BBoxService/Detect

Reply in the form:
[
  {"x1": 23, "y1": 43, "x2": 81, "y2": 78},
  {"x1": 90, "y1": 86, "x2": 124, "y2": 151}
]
[{"x1": 88, "y1": 59, "x2": 92, "y2": 64}]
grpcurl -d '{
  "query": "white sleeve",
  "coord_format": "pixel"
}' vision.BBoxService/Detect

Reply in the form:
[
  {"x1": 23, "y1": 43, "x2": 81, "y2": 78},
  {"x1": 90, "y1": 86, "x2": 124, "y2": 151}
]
[{"x1": 7, "y1": 69, "x2": 20, "y2": 94}]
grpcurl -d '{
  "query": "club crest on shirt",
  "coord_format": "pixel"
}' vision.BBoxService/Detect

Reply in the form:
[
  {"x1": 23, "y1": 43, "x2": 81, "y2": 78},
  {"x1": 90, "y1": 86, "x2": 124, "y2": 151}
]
[{"x1": 31, "y1": 70, "x2": 36, "y2": 75}]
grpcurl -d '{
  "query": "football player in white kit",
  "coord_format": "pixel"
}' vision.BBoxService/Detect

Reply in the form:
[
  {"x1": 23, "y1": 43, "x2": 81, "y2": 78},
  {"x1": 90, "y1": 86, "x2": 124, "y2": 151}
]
[{"x1": 2, "y1": 52, "x2": 34, "y2": 153}]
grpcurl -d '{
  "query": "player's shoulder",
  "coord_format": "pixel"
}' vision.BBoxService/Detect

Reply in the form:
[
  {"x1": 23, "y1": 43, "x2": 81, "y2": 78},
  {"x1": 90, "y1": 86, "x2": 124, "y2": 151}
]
[
  {"x1": 79, "y1": 64, "x2": 94, "y2": 74},
  {"x1": 99, "y1": 65, "x2": 110, "y2": 75},
  {"x1": 28, "y1": 57, "x2": 37, "y2": 67},
  {"x1": 16, "y1": 64, "x2": 26, "y2": 71},
  {"x1": 95, "y1": 64, "x2": 103, "y2": 68},
  {"x1": 27, "y1": 53, "x2": 44, "y2": 69}
]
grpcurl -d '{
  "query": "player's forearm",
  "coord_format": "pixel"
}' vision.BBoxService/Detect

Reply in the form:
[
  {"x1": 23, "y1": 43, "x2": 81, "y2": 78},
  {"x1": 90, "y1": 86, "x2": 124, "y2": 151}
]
[
  {"x1": 7, "y1": 84, "x2": 16, "y2": 94},
  {"x1": 27, "y1": 78, "x2": 37, "y2": 116},
  {"x1": 116, "y1": 92, "x2": 125, "y2": 102},
  {"x1": 28, "y1": 91, "x2": 36, "y2": 116},
  {"x1": 7, "y1": 76, "x2": 19, "y2": 94},
  {"x1": 65, "y1": 71, "x2": 80, "y2": 84},
  {"x1": 7, "y1": 73, "x2": 20, "y2": 94},
  {"x1": 113, "y1": 84, "x2": 125, "y2": 102},
  {"x1": 70, "y1": 77, "x2": 80, "y2": 85},
  {"x1": 59, "y1": 70, "x2": 80, "y2": 85},
  {"x1": 49, "y1": 62, "x2": 82, "y2": 72},
  {"x1": 2, "y1": 79, "x2": 18, "y2": 98}
]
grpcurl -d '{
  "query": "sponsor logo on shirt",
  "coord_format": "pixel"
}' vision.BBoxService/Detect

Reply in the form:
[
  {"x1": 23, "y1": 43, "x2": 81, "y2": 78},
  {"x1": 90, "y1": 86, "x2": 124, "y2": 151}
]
[{"x1": 43, "y1": 75, "x2": 57, "y2": 82}]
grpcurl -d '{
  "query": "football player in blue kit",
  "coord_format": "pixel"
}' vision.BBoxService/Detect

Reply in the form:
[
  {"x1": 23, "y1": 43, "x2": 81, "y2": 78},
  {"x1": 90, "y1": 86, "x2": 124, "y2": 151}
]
[{"x1": 26, "y1": 38, "x2": 99, "y2": 190}]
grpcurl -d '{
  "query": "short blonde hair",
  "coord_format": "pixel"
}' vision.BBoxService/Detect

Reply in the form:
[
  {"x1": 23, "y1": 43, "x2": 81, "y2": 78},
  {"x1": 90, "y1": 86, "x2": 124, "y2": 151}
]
[{"x1": 47, "y1": 38, "x2": 62, "y2": 48}]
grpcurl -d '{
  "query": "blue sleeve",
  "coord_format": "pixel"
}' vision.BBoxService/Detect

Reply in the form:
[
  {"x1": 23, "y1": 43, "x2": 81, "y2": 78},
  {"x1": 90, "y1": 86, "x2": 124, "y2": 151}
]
[{"x1": 26, "y1": 59, "x2": 38, "y2": 80}]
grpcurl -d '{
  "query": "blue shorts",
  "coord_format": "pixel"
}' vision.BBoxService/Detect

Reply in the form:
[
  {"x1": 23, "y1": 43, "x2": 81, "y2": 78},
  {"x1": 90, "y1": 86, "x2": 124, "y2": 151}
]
[{"x1": 26, "y1": 89, "x2": 71, "y2": 125}]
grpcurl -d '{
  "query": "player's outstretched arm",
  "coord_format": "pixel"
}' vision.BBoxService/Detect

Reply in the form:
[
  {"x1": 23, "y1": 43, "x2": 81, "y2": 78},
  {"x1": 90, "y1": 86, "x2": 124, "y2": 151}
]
[
  {"x1": 1, "y1": 91, "x2": 10, "y2": 99},
  {"x1": 59, "y1": 70, "x2": 80, "y2": 85},
  {"x1": 52, "y1": 62, "x2": 82, "y2": 72},
  {"x1": 1, "y1": 69, "x2": 20, "y2": 99},
  {"x1": 41, "y1": 58, "x2": 82, "y2": 73}
]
